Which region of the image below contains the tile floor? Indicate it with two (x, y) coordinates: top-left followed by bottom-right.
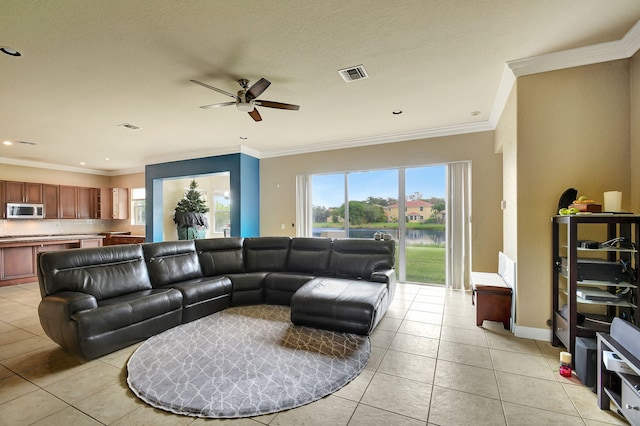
(0, 282), (629, 425)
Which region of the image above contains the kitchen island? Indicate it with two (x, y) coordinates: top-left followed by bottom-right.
(0, 234), (104, 286)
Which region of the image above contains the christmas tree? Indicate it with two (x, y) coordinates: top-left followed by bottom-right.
(174, 180), (209, 231)
(175, 180), (209, 214)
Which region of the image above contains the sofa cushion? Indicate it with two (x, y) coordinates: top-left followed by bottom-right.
(290, 277), (388, 335)
(244, 237), (291, 272)
(38, 245), (152, 301)
(286, 237), (332, 274)
(143, 241), (203, 287)
(329, 238), (395, 279)
(264, 272), (315, 305)
(162, 276), (232, 306)
(74, 288), (183, 337)
(195, 237), (244, 276)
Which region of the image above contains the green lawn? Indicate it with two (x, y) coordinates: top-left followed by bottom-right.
(400, 245), (446, 284)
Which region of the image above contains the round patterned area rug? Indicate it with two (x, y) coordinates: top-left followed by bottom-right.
(126, 304), (370, 418)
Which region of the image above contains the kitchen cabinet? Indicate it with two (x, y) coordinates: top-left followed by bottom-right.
(43, 184), (59, 219)
(552, 214), (640, 361)
(0, 246), (35, 282)
(58, 186), (77, 219)
(5, 181), (43, 203)
(0, 235), (104, 286)
(99, 188), (129, 219)
(77, 187), (96, 219)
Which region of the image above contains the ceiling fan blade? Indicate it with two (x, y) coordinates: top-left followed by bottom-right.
(248, 108), (262, 122)
(199, 101), (236, 109)
(245, 78), (271, 101)
(190, 79), (239, 101)
(254, 100), (300, 111)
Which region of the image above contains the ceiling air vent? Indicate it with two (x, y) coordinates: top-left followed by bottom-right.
(118, 123), (143, 131)
(338, 65), (369, 82)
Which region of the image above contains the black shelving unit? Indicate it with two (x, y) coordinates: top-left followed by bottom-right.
(552, 214), (640, 361)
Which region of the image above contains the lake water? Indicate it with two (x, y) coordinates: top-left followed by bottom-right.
(313, 228), (445, 246)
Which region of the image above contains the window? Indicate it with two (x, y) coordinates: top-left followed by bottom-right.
(214, 191), (231, 235)
(130, 188), (146, 225)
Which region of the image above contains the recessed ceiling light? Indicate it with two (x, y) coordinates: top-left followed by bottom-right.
(471, 111), (481, 116)
(0, 47), (21, 57)
(80, 162), (86, 166)
(105, 157), (110, 161)
(392, 110), (403, 115)
(3, 140), (12, 146)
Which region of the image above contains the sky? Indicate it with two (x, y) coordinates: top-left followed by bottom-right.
(312, 165), (445, 208)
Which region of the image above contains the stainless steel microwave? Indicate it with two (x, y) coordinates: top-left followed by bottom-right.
(6, 203), (45, 219)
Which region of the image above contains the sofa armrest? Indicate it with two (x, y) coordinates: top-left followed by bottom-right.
(38, 292), (98, 322)
(370, 269), (396, 303)
(370, 269), (395, 284)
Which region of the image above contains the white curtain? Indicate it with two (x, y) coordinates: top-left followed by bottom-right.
(446, 161), (472, 290)
(295, 174), (312, 237)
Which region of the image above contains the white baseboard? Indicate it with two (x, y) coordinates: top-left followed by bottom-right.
(513, 325), (552, 341)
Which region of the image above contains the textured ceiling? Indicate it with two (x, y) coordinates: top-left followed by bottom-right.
(1, 1), (640, 174)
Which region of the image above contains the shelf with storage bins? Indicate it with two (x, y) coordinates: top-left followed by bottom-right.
(552, 214), (640, 364)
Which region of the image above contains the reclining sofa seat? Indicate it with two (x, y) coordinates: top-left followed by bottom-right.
(290, 238), (396, 335)
(37, 245), (182, 359)
(142, 240), (232, 323)
(230, 236), (292, 305)
(263, 237), (333, 305)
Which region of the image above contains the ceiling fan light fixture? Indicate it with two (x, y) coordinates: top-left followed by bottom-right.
(236, 102), (254, 113)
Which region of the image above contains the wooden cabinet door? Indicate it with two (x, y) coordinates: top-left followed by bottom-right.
(99, 188), (112, 219)
(5, 181), (43, 203)
(25, 183), (43, 203)
(43, 184), (59, 219)
(77, 187), (94, 219)
(58, 186), (78, 219)
(0, 246), (36, 280)
(5, 181), (25, 203)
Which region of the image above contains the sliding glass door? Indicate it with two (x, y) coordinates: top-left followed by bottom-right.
(402, 166), (446, 284)
(310, 165), (445, 285)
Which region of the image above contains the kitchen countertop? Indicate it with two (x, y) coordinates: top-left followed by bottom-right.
(0, 234), (104, 243)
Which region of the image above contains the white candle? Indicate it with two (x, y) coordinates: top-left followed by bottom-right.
(560, 351), (572, 365)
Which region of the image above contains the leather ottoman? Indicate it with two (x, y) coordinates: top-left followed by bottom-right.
(290, 277), (388, 335)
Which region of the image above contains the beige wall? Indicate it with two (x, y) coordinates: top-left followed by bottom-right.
(631, 52), (640, 213)
(513, 60), (631, 331)
(0, 164), (111, 187)
(260, 132), (503, 272)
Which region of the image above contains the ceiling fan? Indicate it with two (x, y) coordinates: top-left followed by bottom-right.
(190, 78), (300, 122)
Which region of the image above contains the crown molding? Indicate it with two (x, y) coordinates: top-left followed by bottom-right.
(507, 20), (640, 77)
(259, 121), (494, 159)
(0, 156), (114, 176)
(143, 144), (261, 167)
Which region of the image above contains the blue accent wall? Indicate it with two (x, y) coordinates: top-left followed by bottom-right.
(145, 153), (260, 241)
